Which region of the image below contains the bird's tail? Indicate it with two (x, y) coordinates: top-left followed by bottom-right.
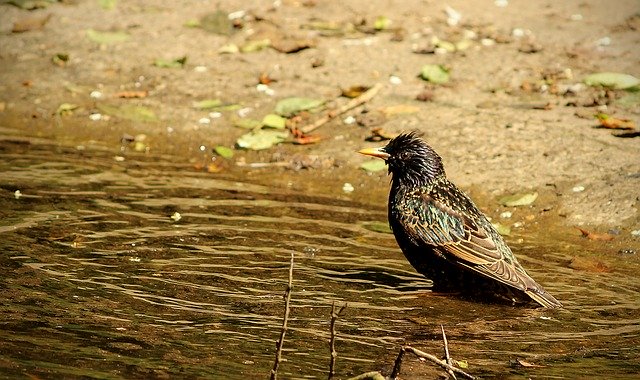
(526, 288), (563, 309)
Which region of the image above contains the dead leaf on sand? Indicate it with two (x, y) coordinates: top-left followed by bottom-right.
(595, 114), (636, 130)
(568, 256), (610, 273)
(575, 226), (615, 241)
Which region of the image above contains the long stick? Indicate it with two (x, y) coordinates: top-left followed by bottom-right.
(441, 325), (457, 380)
(328, 302), (347, 380)
(270, 253), (294, 380)
(301, 83), (383, 134)
(404, 346), (475, 380)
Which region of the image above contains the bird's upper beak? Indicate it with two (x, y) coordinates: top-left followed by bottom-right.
(358, 147), (390, 160)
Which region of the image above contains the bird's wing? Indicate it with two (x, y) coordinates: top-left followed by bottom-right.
(396, 192), (533, 291)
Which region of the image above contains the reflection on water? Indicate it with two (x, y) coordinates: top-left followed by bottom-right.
(1, 136), (639, 379)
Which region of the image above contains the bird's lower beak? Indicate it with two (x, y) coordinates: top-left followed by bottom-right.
(358, 147), (390, 160)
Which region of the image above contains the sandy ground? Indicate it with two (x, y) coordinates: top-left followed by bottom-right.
(0, 0), (638, 234)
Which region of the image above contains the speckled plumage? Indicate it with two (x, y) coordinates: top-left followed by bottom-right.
(360, 132), (562, 308)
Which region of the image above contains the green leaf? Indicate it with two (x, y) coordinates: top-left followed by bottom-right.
(240, 39), (271, 53)
(492, 222), (511, 236)
(374, 16), (391, 30)
(236, 130), (289, 150)
(56, 103), (78, 116)
(192, 99), (222, 109)
(584, 72), (640, 90)
(262, 113), (287, 129)
(86, 29), (130, 44)
(362, 221), (392, 234)
(499, 192), (538, 207)
(360, 160), (387, 172)
(99, 0), (117, 10)
(275, 97), (324, 117)
(420, 64), (450, 84)
(214, 146), (234, 159)
(97, 104), (157, 122)
(199, 10), (233, 36)
(232, 117), (262, 129)
(153, 56), (187, 68)
(456, 360), (469, 369)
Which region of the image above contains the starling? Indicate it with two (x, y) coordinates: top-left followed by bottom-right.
(359, 132), (562, 308)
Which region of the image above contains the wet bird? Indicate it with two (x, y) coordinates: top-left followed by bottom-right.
(359, 132), (562, 308)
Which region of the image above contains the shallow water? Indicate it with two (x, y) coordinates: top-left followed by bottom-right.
(1, 135), (639, 379)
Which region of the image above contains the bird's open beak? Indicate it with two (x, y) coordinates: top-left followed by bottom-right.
(358, 147), (390, 160)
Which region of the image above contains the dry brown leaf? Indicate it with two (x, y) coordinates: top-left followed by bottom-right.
(271, 37), (316, 53)
(575, 226), (615, 241)
(568, 257), (610, 273)
(292, 135), (324, 145)
(12, 14), (51, 33)
(341, 85), (370, 98)
(258, 72), (276, 85)
(596, 115), (636, 130)
(115, 91), (148, 99)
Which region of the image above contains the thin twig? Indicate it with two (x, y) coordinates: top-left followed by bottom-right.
(270, 253), (294, 380)
(390, 346), (406, 379)
(301, 83), (383, 134)
(441, 325), (457, 380)
(404, 346), (476, 380)
(328, 302), (347, 380)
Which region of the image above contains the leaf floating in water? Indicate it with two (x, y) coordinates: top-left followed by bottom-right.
(499, 192), (538, 207)
(275, 97), (324, 117)
(575, 226), (615, 241)
(360, 159), (387, 172)
(97, 104), (157, 122)
(420, 64), (450, 84)
(584, 72), (640, 90)
(214, 146), (234, 159)
(262, 114), (287, 129)
(154, 56), (187, 68)
(236, 130), (289, 150)
(362, 221), (392, 234)
(86, 29), (130, 44)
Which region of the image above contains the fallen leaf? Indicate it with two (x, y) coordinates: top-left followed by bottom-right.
(595, 114), (636, 130)
(271, 36), (316, 53)
(153, 56), (187, 68)
(360, 159), (387, 172)
(275, 97), (324, 117)
(56, 103), (78, 116)
(232, 117), (262, 129)
(259, 72), (276, 85)
(568, 256), (610, 273)
(99, 0), (117, 10)
(214, 146), (234, 159)
(199, 10), (233, 36)
(341, 85), (370, 98)
(373, 16), (392, 31)
(86, 29), (130, 44)
(236, 130), (289, 150)
(584, 72), (640, 90)
(575, 227), (615, 241)
(97, 104), (157, 122)
(381, 104), (420, 116)
(240, 39), (271, 53)
(262, 114), (287, 129)
(115, 91), (148, 99)
(456, 360), (469, 369)
(51, 53), (69, 67)
(12, 13), (51, 33)
(499, 192), (538, 207)
(192, 99), (222, 109)
(420, 64), (450, 84)
(362, 221), (392, 234)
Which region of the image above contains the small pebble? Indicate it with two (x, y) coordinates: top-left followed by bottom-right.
(193, 65), (208, 73)
(495, 0), (508, 7)
(342, 183), (355, 193)
(89, 90), (103, 99)
(171, 212), (182, 222)
(89, 113), (102, 121)
(389, 75), (402, 85)
(480, 38), (496, 46)
(208, 112), (222, 119)
(256, 84), (275, 96)
(114, 156), (125, 162)
(512, 28), (525, 38)
(14, 190), (22, 199)
(631, 230), (640, 237)
(570, 14), (583, 21)
(572, 185), (585, 192)
(596, 36), (611, 46)
(198, 117), (211, 124)
(343, 115), (356, 125)
(237, 107), (253, 117)
(500, 211), (512, 219)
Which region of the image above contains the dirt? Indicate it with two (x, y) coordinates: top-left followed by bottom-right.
(1, 1), (639, 236)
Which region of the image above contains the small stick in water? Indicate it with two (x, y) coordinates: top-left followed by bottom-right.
(328, 301), (347, 380)
(270, 253), (294, 380)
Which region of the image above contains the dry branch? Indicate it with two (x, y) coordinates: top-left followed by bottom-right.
(270, 253), (295, 380)
(300, 83), (383, 134)
(441, 325), (457, 380)
(328, 302), (347, 380)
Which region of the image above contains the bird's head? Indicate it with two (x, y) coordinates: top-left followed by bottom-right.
(358, 132), (445, 186)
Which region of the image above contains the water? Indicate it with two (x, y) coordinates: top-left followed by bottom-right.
(1, 134), (639, 379)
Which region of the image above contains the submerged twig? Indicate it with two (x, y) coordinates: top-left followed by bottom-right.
(301, 83), (383, 134)
(270, 253), (295, 380)
(390, 345), (475, 380)
(328, 301), (347, 380)
(441, 325), (457, 380)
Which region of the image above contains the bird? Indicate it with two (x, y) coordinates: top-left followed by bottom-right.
(358, 132), (562, 308)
